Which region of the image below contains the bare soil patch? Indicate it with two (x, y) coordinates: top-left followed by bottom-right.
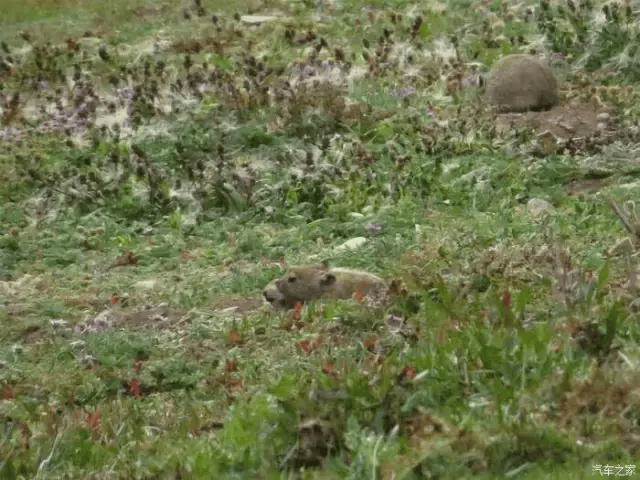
(211, 296), (265, 316)
(497, 102), (616, 151)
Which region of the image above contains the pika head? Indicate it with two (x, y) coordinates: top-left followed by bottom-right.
(275, 264), (338, 304)
(262, 278), (297, 310)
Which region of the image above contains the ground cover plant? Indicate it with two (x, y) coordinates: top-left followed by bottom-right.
(2, 0), (640, 478)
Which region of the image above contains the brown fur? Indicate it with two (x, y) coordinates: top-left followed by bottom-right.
(487, 54), (559, 113)
(263, 264), (387, 309)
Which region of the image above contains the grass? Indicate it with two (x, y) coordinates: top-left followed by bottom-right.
(2, 0), (640, 478)
(0, 0), (266, 45)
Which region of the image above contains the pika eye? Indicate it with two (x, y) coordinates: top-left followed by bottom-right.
(288, 276), (296, 283)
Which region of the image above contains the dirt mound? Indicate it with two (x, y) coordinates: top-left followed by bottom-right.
(496, 102), (616, 153)
(487, 54), (559, 112)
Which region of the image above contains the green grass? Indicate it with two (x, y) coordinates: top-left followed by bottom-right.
(2, 0), (640, 478)
(0, 0), (272, 43)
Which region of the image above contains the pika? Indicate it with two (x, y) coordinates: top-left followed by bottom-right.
(487, 54), (559, 113)
(263, 264), (388, 310)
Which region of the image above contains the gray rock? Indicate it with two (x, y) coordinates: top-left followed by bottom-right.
(527, 198), (554, 221)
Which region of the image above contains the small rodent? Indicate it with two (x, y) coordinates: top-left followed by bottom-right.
(487, 54), (559, 113)
(263, 264), (388, 310)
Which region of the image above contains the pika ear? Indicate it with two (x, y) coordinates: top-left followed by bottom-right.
(320, 272), (336, 286)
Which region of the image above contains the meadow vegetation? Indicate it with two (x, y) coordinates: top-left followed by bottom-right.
(2, 0), (640, 478)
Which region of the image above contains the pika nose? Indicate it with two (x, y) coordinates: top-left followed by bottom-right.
(264, 290), (280, 303)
